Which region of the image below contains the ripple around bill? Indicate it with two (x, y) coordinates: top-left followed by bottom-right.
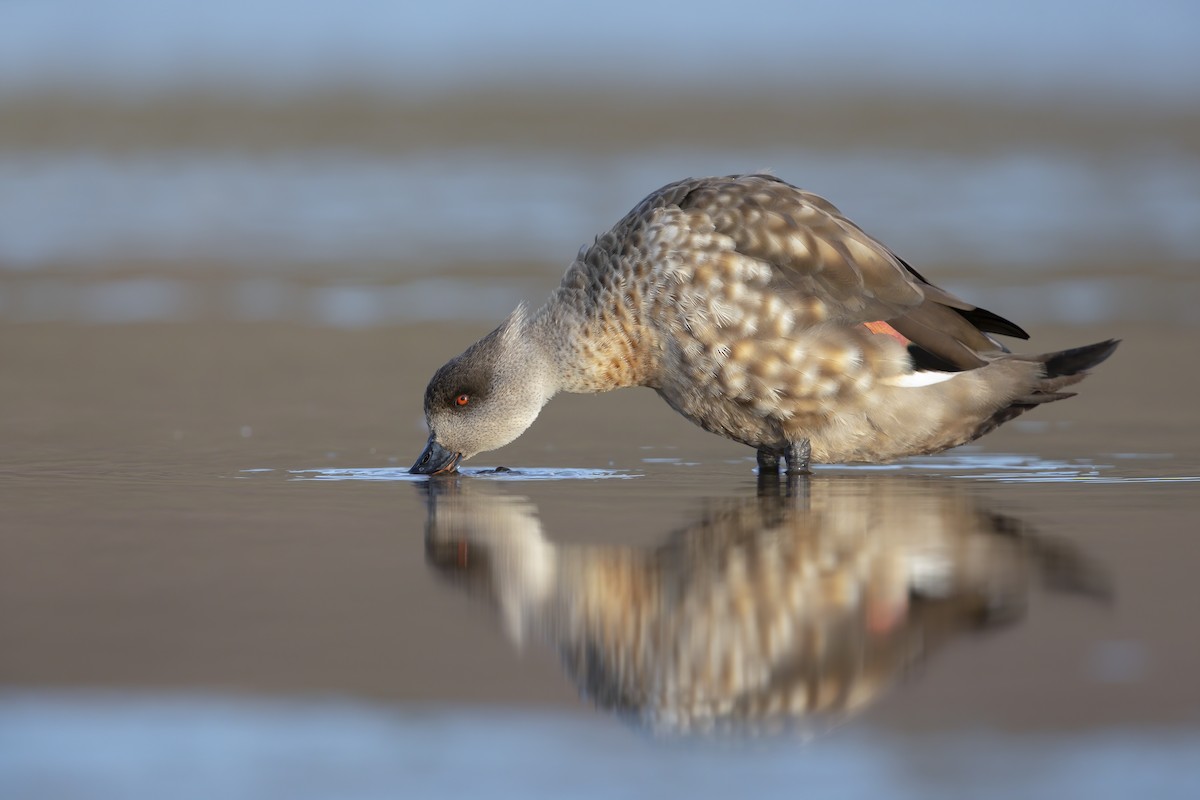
(241, 454), (1200, 484)
(242, 467), (640, 482)
(821, 451), (1200, 484)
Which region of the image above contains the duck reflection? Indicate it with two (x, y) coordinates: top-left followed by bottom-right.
(422, 477), (1107, 736)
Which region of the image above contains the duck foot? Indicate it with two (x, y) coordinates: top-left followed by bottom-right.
(784, 440), (812, 476)
(756, 449), (781, 474)
(757, 440), (811, 475)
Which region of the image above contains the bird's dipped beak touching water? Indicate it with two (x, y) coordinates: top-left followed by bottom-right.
(409, 308), (556, 476)
(410, 435), (462, 475)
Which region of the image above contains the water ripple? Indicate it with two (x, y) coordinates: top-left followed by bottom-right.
(822, 452), (1200, 484)
(244, 467), (640, 482)
(237, 453), (1200, 485)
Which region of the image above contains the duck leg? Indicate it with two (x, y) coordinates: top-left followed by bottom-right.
(756, 448), (781, 474)
(783, 439), (812, 475)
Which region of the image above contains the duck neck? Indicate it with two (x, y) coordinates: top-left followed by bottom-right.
(531, 288), (655, 395)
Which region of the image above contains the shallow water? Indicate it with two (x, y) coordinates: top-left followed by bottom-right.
(4, 148), (1198, 271)
(2, 322), (1199, 798)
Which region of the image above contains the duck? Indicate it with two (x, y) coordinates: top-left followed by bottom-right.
(410, 174), (1118, 475)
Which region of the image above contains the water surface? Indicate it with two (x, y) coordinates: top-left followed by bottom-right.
(2, 321), (1198, 798)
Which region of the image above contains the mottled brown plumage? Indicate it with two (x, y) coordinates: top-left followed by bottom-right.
(425, 478), (1108, 735)
(411, 174), (1118, 475)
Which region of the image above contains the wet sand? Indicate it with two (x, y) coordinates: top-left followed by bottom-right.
(4, 89), (1197, 156)
(2, 320), (1197, 735)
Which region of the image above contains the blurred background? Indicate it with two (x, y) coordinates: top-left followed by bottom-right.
(1, 0), (1197, 327)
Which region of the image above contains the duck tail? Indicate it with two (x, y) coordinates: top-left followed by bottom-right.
(1041, 339), (1122, 379)
(970, 339), (1121, 440)
(1013, 338), (1121, 401)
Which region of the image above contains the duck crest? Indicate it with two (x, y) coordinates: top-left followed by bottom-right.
(498, 302), (529, 350)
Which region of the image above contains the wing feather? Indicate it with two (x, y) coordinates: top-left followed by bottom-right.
(658, 174), (1027, 370)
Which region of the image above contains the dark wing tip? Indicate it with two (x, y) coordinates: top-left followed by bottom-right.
(954, 305), (1031, 340)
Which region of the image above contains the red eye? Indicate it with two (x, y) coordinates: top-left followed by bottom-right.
(455, 394), (470, 407)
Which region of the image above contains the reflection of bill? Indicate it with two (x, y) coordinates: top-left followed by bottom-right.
(423, 478), (1108, 736)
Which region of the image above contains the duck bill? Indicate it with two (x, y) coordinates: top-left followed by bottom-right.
(409, 437), (463, 475)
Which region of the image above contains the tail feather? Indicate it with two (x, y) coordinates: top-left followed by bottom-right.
(1042, 339), (1121, 378)
(1025, 338), (1122, 395)
(1009, 390), (1076, 406)
(969, 339), (1120, 442)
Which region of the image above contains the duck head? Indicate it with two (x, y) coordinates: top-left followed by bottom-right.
(410, 307), (554, 475)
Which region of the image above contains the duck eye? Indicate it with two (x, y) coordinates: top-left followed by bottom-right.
(454, 393), (470, 407)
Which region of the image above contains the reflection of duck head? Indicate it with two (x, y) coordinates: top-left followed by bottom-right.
(423, 477), (1108, 736)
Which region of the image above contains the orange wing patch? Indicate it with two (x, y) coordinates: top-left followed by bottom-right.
(863, 320), (911, 345)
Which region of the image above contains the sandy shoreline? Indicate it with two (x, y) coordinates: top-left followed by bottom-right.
(3, 88), (1196, 155)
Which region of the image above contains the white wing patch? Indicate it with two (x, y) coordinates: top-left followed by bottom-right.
(883, 370), (959, 388)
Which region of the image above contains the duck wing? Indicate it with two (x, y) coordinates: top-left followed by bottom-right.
(666, 174), (1028, 370)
